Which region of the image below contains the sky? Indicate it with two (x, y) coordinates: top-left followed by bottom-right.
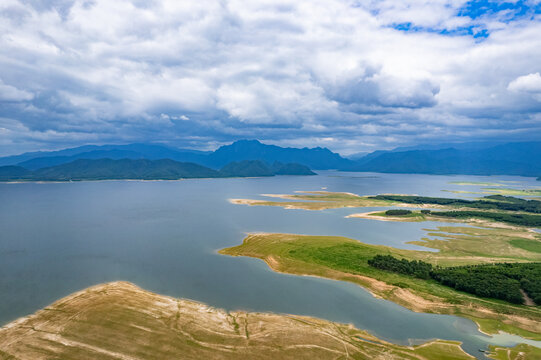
(1, 0), (541, 156)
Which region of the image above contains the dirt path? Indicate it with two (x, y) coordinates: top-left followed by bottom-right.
(521, 289), (537, 306)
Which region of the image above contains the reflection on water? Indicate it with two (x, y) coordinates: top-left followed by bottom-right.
(1, 171), (539, 358)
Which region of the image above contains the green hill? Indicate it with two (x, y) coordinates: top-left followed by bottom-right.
(0, 158), (315, 181)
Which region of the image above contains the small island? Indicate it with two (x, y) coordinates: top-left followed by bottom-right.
(232, 192), (541, 227)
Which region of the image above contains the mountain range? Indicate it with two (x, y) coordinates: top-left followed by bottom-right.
(347, 142), (541, 176)
(0, 140), (349, 171)
(0, 159), (315, 182)
(0, 139), (540, 178)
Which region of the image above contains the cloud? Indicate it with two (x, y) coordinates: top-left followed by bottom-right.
(0, 0), (540, 156)
(508, 72), (541, 93)
(325, 71), (440, 109)
(0, 80), (34, 101)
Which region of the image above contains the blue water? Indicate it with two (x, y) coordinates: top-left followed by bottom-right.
(1, 171), (539, 357)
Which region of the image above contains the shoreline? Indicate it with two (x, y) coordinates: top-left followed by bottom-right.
(0, 281), (477, 360)
(219, 233), (541, 341)
(0, 175), (288, 184)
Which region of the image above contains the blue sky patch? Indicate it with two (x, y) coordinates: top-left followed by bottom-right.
(458, 0), (541, 21)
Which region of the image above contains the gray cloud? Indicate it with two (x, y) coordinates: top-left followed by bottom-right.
(0, 0), (540, 156)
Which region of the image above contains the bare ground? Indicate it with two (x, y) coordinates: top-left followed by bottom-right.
(0, 282), (475, 360)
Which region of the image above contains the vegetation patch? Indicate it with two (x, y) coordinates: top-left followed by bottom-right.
(510, 239), (541, 254)
(483, 188), (541, 198)
(370, 195), (541, 214)
(368, 255), (433, 279)
(385, 209), (413, 216)
(488, 343), (541, 360)
(428, 210), (541, 227)
(368, 255), (541, 305)
(220, 233), (541, 338)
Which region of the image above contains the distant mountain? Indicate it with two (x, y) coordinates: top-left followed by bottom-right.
(203, 140), (352, 169)
(220, 160), (275, 177)
(348, 142), (541, 176)
(3, 140), (539, 177)
(1, 143), (209, 169)
(0, 166), (31, 181)
(0, 158), (315, 181)
(347, 141), (507, 162)
(219, 160), (315, 177)
(345, 152), (370, 160)
(22, 159), (220, 181)
(3, 140), (349, 171)
(271, 161), (316, 175)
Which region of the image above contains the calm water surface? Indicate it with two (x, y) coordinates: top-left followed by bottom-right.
(1, 171), (540, 357)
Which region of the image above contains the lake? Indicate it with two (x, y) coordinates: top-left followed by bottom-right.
(1, 171), (539, 357)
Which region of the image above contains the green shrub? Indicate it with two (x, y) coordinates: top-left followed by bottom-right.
(385, 209), (412, 216)
(368, 255), (541, 305)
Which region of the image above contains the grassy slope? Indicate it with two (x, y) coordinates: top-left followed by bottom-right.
(220, 233), (541, 340)
(0, 282), (474, 360)
(488, 343), (541, 360)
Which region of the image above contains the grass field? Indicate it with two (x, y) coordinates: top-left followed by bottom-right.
(483, 188), (541, 197)
(444, 182), (541, 198)
(226, 190), (541, 343)
(488, 343), (541, 360)
(509, 239), (541, 253)
(220, 233), (541, 339)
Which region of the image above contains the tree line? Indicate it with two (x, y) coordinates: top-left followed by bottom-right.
(370, 195), (541, 214)
(428, 210), (541, 227)
(381, 208), (541, 227)
(385, 210), (412, 216)
(368, 255), (540, 305)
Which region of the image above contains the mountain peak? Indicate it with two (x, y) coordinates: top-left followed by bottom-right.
(231, 139), (263, 145)
(225, 139), (266, 149)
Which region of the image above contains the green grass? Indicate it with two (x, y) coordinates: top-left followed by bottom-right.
(473, 317), (541, 340)
(488, 343), (541, 359)
(365, 208), (541, 227)
(483, 188), (541, 197)
(443, 186), (541, 199)
(510, 239), (541, 254)
(221, 233), (541, 339)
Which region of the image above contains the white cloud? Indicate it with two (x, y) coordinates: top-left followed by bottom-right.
(508, 73), (541, 93)
(0, 0), (540, 155)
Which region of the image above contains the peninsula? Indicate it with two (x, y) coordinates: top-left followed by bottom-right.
(225, 191), (541, 340)
(0, 282), (481, 360)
